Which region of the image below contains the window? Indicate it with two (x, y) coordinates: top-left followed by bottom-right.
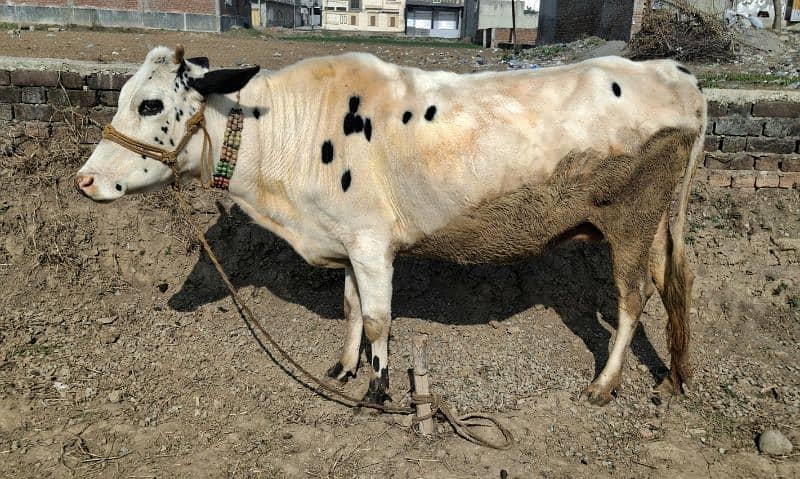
(389, 15), (396, 27)
(340, 14), (348, 23)
(370, 15), (376, 26)
(350, 15), (357, 25)
(350, 0), (361, 10)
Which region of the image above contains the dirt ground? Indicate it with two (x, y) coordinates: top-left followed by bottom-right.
(1, 26), (799, 479)
(0, 25), (798, 88)
(0, 27), (499, 74)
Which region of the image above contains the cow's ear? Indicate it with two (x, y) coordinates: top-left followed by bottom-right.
(187, 56), (210, 69)
(187, 66), (260, 97)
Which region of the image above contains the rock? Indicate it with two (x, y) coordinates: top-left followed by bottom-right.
(100, 330), (119, 344)
(107, 390), (123, 403)
(96, 316), (116, 325)
(758, 429), (793, 455)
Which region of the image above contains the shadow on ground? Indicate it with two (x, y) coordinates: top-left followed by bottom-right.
(169, 203), (669, 382)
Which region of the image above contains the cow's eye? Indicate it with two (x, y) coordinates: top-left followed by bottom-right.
(138, 99), (164, 116)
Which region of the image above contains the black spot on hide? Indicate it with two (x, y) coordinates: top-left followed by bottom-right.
(321, 140), (334, 164)
(341, 170), (351, 192)
(372, 356), (380, 372)
(677, 65), (692, 75)
(364, 118), (372, 141)
(343, 113), (355, 135)
(425, 106), (437, 121)
(349, 96), (360, 113)
(402, 111), (412, 124)
(612, 82), (621, 97)
(253, 108), (261, 119)
(161, 126), (168, 133)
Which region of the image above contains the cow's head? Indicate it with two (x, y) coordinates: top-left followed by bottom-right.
(75, 45), (259, 202)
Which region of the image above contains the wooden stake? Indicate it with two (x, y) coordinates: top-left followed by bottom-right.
(411, 334), (434, 436)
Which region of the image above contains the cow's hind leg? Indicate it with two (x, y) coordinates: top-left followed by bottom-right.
(349, 242), (395, 405)
(326, 265), (362, 382)
(581, 239), (650, 406)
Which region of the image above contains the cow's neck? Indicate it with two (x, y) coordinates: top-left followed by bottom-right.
(179, 75), (313, 246)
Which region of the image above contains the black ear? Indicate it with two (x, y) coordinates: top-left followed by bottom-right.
(187, 56), (210, 69)
(187, 66), (260, 97)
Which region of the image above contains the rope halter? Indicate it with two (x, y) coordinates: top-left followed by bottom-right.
(101, 105), (214, 189)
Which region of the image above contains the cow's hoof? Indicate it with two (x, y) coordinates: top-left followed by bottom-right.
(326, 361), (356, 383)
(580, 382), (615, 406)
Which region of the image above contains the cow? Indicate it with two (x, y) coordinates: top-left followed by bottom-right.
(76, 45), (706, 407)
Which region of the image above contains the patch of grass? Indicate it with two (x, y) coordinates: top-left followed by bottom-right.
(788, 296), (799, 309)
(279, 33), (480, 49)
(772, 281), (789, 296)
(698, 72), (796, 89)
(529, 44), (568, 60)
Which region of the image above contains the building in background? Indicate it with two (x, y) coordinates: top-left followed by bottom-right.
(251, 0), (321, 28)
(322, 0), (405, 32)
(405, 0), (464, 39)
(470, 0), (538, 47)
(0, 0), (250, 32)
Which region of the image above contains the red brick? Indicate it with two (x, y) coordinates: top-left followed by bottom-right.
(58, 72), (84, 89)
(10, 70), (60, 87)
(0, 103), (12, 121)
(13, 104), (60, 121)
(781, 157), (800, 172)
(731, 173), (755, 188)
(0, 70), (9, 86)
(755, 172), (780, 188)
(48, 89), (98, 107)
(21, 87), (46, 104)
(86, 73), (132, 90)
(721, 136), (746, 153)
(707, 170), (731, 187)
(99, 91), (119, 107)
(0, 86), (21, 103)
(754, 155), (781, 171)
(704, 135), (720, 152)
(746, 137), (796, 154)
(752, 101), (800, 118)
(779, 173), (800, 189)
(714, 117), (763, 136)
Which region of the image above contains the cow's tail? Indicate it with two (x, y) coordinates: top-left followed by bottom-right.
(662, 100), (706, 393)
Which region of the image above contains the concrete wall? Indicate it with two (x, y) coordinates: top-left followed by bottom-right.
(0, 57), (798, 191)
(537, 0), (633, 44)
(477, 0), (537, 29)
(0, 0), (250, 32)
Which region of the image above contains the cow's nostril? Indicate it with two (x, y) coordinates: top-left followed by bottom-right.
(76, 175), (94, 189)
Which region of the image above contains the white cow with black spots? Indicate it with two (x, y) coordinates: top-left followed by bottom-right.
(77, 46), (706, 406)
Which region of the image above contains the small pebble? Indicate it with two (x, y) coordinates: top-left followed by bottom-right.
(107, 390), (123, 403)
(758, 429), (793, 455)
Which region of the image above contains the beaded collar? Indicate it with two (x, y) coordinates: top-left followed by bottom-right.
(212, 107), (243, 189)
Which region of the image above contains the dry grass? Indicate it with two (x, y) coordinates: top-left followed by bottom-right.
(629, 0), (735, 62)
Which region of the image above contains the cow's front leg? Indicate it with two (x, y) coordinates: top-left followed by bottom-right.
(327, 265), (362, 382)
(349, 243), (394, 405)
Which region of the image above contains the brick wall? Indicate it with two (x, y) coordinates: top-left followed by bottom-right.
(6, 0), (214, 14)
(490, 28), (537, 46)
(0, 58), (798, 191)
(703, 90), (800, 190)
(537, 0), (634, 44)
(1, 1), (249, 32)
